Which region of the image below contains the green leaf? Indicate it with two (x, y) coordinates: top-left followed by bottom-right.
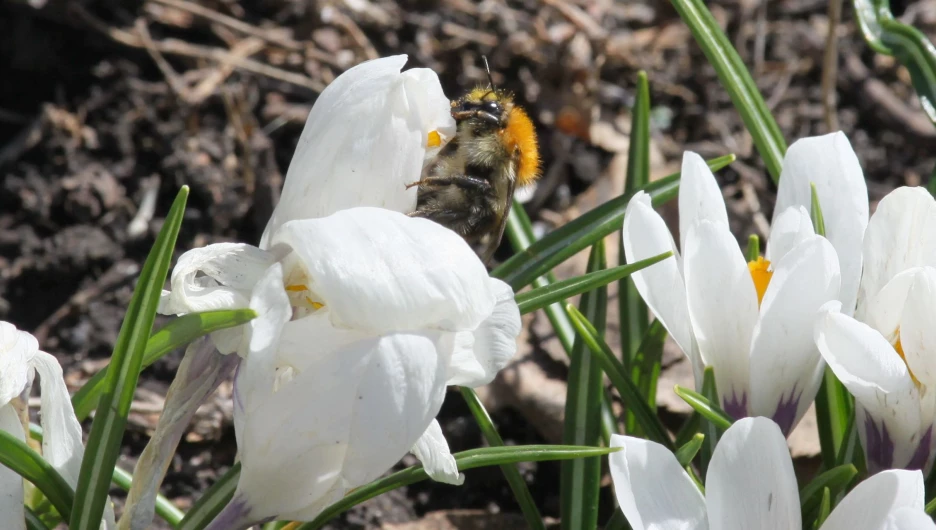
(493, 155), (735, 290)
(853, 0), (936, 124)
(746, 234), (761, 262)
(177, 463), (240, 530)
(565, 304), (673, 450)
(675, 433), (705, 468)
(25, 506), (49, 530)
(299, 445), (618, 530)
(696, 367), (721, 473)
(70, 187), (189, 530)
(673, 385), (733, 431)
(504, 202), (618, 444)
(620, 71), (653, 438)
(561, 242), (607, 530)
(0, 430), (74, 520)
(810, 183), (827, 237)
(459, 387), (545, 530)
(516, 252), (672, 315)
(814, 366), (854, 470)
(814, 487), (832, 529)
(625, 320), (667, 436)
(800, 464), (857, 522)
(926, 494), (936, 515)
(669, 0), (786, 180)
(29, 423), (185, 526)
(72, 309), (256, 421)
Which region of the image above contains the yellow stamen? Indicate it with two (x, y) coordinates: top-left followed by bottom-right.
(894, 334), (922, 388)
(747, 256), (773, 307)
(427, 130), (441, 148)
(304, 297), (324, 310)
(285, 284), (309, 292)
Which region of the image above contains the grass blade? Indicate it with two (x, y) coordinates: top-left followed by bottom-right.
(72, 309), (256, 421)
(565, 304), (673, 450)
(299, 445), (618, 530)
(800, 464), (857, 522)
(459, 387), (545, 530)
(625, 321), (667, 435)
(25, 506), (49, 530)
(504, 203), (617, 443)
(675, 433), (705, 468)
(70, 187), (189, 530)
(853, 0), (936, 124)
(620, 71), (652, 366)
(673, 385), (733, 431)
(560, 242), (607, 530)
(0, 430), (74, 520)
(516, 252), (671, 315)
(669, 0), (786, 180)
(493, 155), (735, 289)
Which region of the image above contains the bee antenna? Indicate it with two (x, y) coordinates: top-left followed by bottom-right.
(481, 55), (496, 91)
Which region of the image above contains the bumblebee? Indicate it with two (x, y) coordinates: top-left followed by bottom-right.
(408, 64), (540, 262)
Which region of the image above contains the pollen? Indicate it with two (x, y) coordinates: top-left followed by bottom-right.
(427, 130), (441, 148)
(893, 334), (922, 388)
(285, 284), (309, 292)
(503, 106), (540, 186)
(747, 256), (773, 307)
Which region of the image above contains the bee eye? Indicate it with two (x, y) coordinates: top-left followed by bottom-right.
(483, 101), (500, 114)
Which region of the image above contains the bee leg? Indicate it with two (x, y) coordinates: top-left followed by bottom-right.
(405, 176), (491, 190)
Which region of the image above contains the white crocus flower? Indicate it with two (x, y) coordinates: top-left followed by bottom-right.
(772, 132), (869, 315)
(192, 207), (519, 529)
(815, 187), (936, 473)
(609, 416), (934, 530)
(0, 322), (115, 529)
(623, 145), (843, 434)
(120, 55), (495, 530)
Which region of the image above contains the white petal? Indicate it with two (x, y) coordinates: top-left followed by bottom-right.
(234, 330), (451, 520)
(684, 220), (758, 413)
(622, 192), (696, 369)
(863, 268), (919, 342)
(608, 434), (708, 530)
(0, 404), (26, 530)
(706, 417), (801, 530)
(765, 206), (814, 264)
(678, 151), (729, 253)
(857, 187), (936, 321)
(446, 279), (520, 387)
(885, 508), (936, 530)
(814, 308), (922, 456)
(411, 419), (464, 485)
(260, 55), (455, 247)
(30, 350), (84, 487)
(774, 132), (868, 316)
(750, 235), (840, 432)
(0, 322), (33, 407)
(823, 469), (925, 530)
(271, 208), (496, 333)
(158, 243), (276, 315)
(232, 263), (291, 448)
(341, 331), (453, 486)
(896, 267), (936, 387)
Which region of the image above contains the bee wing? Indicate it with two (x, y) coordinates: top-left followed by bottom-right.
(479, 177), (517, 264)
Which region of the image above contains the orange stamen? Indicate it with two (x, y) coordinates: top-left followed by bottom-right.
(747, 256), (773, 307)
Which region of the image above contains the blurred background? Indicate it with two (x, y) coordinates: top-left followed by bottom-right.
(0, 0), (934, 527)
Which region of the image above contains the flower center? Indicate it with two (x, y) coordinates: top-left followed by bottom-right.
(747, 256), (773, 307)
(893, 331), (922, 389)
(427, 130), (442, 148)
(285, 284), (324, 310)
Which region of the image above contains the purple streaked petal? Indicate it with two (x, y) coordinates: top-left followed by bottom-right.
(865, 414), (896, 473)
(906, 426), (934, 472)
(770, 388), (801, 436)
(722, 390), (748, 420)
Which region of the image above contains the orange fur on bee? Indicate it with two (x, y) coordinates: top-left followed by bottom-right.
(502, 106), (540, 186)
